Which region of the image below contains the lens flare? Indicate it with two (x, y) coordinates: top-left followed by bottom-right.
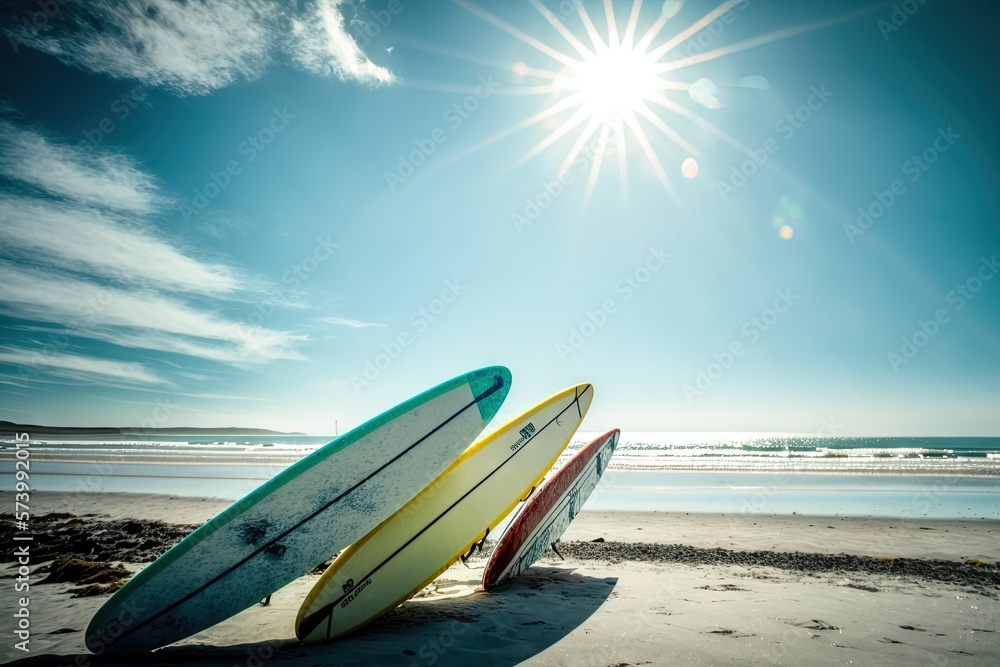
(662, 0), (685, 21)
(681, 157), (699, 179)
(737, 75), (770, 90)
(689, 77), (720, 109)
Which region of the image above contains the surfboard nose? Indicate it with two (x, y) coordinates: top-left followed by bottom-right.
(573, 383), (594, 419)
(468, 366), (512, 424)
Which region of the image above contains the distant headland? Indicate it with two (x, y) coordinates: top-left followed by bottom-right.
(0, 421), (306, 437)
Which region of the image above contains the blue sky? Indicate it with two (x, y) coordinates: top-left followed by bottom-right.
(1, 0), (997, 436)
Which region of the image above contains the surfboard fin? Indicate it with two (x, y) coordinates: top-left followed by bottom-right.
(551, 541), (564, 560)
(460, 527), (491, 565)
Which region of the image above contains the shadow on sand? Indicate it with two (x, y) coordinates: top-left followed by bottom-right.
(10, 567), (616, 667)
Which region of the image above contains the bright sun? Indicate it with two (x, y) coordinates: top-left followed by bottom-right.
(560, 45), (661, 121)
(454, 0), (726, 198)
(456, 0), (861, 201)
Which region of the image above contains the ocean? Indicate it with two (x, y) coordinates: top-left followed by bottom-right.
(3, 432), (998, 520)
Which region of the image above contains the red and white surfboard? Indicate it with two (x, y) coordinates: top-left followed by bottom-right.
(482, 428), (619, 589)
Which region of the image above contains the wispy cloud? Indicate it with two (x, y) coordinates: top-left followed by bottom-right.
(100, 330), (305, 366)
(2, 1), (277, 96)
(290, 0), (396, 86)
(0, 120), (164, 214)
(185, 213), (252, 241)
(0, 262), (304, 365)
(0, 112), (312, 382)
(0, 346), (168, 386)
(0, 122), (247, 296)
(1, 0), (394, 95)
(318, 315), (387, 329)
(0, 195), (242, 295)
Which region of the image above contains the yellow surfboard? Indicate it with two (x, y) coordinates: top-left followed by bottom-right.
(296, 383), (594, 642)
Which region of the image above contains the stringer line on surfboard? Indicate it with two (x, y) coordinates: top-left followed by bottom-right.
(111, 374), (507, 645)
(298, 385), (592, 639)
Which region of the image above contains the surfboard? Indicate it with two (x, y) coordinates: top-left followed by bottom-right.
(482, 428), (618, 590)
(85, 367), (512, 654)
(296, 383), (594, 643)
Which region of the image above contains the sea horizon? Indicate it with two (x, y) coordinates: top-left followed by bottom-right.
(4, 432), (998, 521)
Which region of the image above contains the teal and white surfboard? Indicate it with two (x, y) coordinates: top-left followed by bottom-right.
(85, 367), (511, 654)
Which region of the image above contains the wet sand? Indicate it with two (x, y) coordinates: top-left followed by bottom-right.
(1, 492), (998, 665)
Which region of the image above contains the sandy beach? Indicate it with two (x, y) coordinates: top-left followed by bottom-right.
(2, 492), (998, 666)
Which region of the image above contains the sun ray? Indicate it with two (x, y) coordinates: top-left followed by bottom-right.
(651, 95), (828, 199)
(653, 79), (694, 93)
(633, 102), (699, 157)
(647, 0), (745, 61)
(645, 92), (821, 199)
(434, 0), (885, 206)
(529, 0), (595, 61)
(648, 93), (748, 154)
(486, 83), (562, 96)
(575, 2), (607, 54)
(634, 13), (668, 52)
(430, 94), (584, 174)
(392, 35), (520, 73)
(650, 95), (749, 146)
(621, 0), (643, 49)
(393, 35), (570, 83)
(515, 66), (564, 81)
(615, 118), (629, 201)
(624, 113), (673, 193)
(454, 0), (580, 67)
(584, 129), (610, 203)
(604, 0), (620, 50)
(398, 80), (551, 95)
(557, 115), (605, 177)
(656, 4), (890, 73)
(514, 103), (594, 168)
